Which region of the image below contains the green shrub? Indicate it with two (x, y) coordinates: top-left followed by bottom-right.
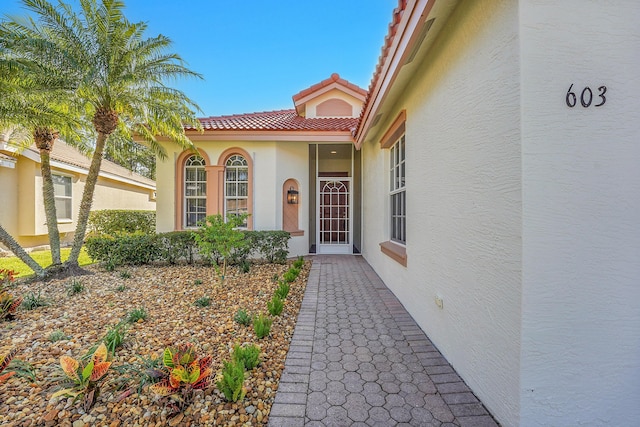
(125, 307), (148, 323)
(233, 308), (251, 326)
(194, 214), (249, 284)
(119, 270), (131, 279)
(240, 259), (251, 273)
(282, 269), (298, 283)
(275, 281), (290, 300)
(85, 233), (161, 267)
(267, 295), (284, 316)
(216, 359), (246, 402)
(253, 313), (273, 339)
(195, 296), (212, 308)
(252, 231), (290, 263)
(232, 344), (261, 370)
(21, 291), (49, 310)
(293, 257), (304, 269)
(193, 279), (203, 286)
(88, 210), (155, 235)
(66, 279), (84, 296)
(115, 284), (127, 292)
(48, 330), (71, 342)
(103, 321), (128, 354)
(157, 231), (199, 264)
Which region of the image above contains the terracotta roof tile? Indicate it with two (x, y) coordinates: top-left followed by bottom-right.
(188, 109), (359, 133)
(292, 73), (368, 102)
(355, 0), (407, 139)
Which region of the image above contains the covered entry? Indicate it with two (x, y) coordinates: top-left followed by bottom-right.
(309, 143), (361, 254)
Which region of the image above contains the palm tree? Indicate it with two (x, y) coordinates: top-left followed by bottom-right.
(0, 43), (83, 276)
(1, 0), (202, 271)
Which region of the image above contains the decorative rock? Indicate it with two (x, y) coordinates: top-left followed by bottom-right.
(1, 262), (309, 427)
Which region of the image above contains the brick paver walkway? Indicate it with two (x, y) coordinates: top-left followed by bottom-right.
(269, 255), (498, 427)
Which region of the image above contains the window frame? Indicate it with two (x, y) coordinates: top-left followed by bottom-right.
(378, 110), (407, 266)
(224, 154), (249, 228)
(52, 173), (72, 222)
(183, 154), (207, 228)
(389, 135), (406, 245)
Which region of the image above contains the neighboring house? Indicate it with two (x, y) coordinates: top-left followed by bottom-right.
(0, 139), (156, 249)
(157, 1), (639, 426)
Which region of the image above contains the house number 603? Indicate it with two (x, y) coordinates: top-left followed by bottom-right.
(566, 84), (606, 108)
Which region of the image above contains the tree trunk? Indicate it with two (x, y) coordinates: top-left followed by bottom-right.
(68, 132), (108, 265)
(40, 150), (61, 265)
(0, 224), (46, 278)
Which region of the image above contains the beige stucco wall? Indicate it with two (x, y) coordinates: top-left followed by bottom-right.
(519, 1), (640, 425)
(304, 88), (363, 118)
(157, 140), (311, 257)
(0, 164), (19, 239)
(361, 1), (522, 425)
(1, 155), (155, 249)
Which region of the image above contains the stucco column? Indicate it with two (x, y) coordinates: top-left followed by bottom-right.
(205, 165), (225, 216)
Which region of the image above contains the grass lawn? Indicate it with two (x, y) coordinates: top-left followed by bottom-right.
(0, 247), (93, 277)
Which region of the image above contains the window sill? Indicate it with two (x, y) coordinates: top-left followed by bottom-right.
(289, 230), (304, 237)
(379, 241), (407, 267)
(57, 219), (73, 224)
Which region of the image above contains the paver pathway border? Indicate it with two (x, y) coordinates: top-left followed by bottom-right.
(269, 255), (499, 426)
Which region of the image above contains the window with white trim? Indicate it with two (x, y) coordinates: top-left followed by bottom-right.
(53, 174), (72, 221)
(184, 155), (206, 227)
(225, 154), (248, 227)
(390, 135), (406, 244)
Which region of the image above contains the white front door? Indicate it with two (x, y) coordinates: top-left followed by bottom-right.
(317, 178), (352, 254)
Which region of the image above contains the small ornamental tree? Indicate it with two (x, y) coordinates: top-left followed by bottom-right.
(194, 214), (248, 285)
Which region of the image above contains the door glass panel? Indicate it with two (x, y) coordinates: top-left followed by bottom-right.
(319, 180), (350, 245)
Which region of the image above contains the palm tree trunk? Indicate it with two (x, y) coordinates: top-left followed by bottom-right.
(40, 150), (61, 265)
(68, 132), (108, 265)
(0, 224), (46, 278)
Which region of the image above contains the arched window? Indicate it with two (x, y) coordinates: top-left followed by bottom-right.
(225, 154), (248, 227)
(184, 155), (206, 227)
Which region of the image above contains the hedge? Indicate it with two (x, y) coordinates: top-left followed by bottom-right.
(88, 210), (156, 236)
(85, 230), (290, 267)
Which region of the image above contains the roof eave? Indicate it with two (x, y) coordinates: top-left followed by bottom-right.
(355, 0), (437, 149)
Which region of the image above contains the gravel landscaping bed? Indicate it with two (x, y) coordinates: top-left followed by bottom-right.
(0, 260), (310, 426)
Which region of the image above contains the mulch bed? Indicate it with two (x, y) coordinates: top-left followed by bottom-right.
(0, 260), (310, 426)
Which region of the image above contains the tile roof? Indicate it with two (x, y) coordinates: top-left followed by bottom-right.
(292, 73), (368, 102)
(190, 109), (359, 133)
(27, 140), (156, 187)
(355, 0), (407, 139)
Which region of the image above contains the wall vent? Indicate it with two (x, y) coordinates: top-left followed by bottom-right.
(371, 113), (383, 128)
(405, 18), (435, 65)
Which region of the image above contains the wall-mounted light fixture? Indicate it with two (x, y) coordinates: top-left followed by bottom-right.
(287, 187), (299, 204)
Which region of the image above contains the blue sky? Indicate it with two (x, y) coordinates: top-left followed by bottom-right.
(2, 0), (395, 116)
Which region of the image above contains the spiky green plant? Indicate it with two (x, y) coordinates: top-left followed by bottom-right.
(125, 307), (148, 323)
(267, 295), (284, 316)
(66, 279), (84, 296)
(232, 344), (261, 370)
(102, 321), (128, 354)
(194, 296), (211, 308)
(253, 313), (273, 339)
(21, 291), (49, 310)
(233, 308), (251, 326)
(216, 359), (246, 402)
(275, 281), (290, 300)
(49, 330), (71, 342)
